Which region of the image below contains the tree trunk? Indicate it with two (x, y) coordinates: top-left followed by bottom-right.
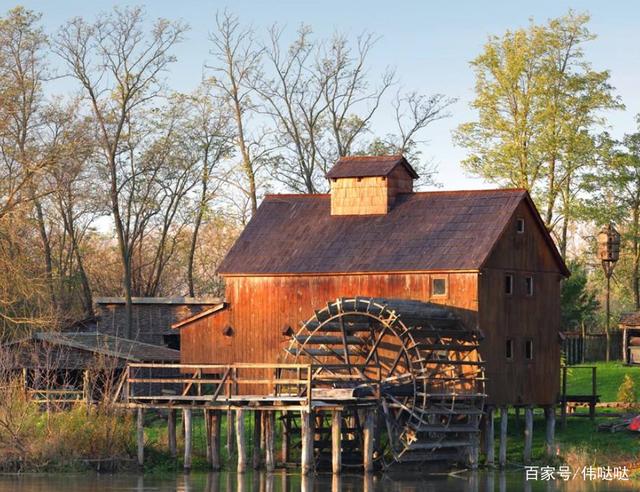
(33, 196), (56, 311)
(187, 167), (208, 297)
(633, 205), (640, 309)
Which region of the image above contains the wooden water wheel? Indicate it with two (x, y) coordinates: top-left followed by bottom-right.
(284, 297), (486, 467)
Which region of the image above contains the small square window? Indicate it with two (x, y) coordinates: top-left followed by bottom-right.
(505, 274), (514, 295)
(525, 340), (533, 360)
(516, 218), (525, 233)
(506, 339), (513, 360)
(525, 276), (534, 296)
(432, 278), (447, 296)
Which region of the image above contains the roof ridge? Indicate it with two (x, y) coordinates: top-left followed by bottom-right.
(263, 188), (527, 201)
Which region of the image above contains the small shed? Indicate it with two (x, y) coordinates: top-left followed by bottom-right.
(619, 313), (640, 364)
(3, 332), (179, 402)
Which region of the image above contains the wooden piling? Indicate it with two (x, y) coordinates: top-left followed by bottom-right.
(265, 411), (275, 472)
(300, 410), (314, 475)
(211, 411), (222, 471)
(236, 409), (246, 473)
(168, 409), (177, 459)
(484, 406), (495, 466)
(363, 409), (375, 473)
(136, 408), (144, 468)
(253, 411), (262, 469)
(281, 411), (290, 464)
(331, 409), (342, 474)
(499, 406), (508, 468)
(183, 408), (193, 472)
(204, 409), (212, 464)
(226, 409), (236, 456)
(545, 405), (555, 458)
(523, 406), (533, 465)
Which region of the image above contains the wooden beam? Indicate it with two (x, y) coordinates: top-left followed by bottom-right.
(523, 406), (533, 465)
(236, 409), (246, 473)
(484, 406), (494, 466)
(136, 408), (144, 468)
(226, 409), (236, 457)
(265, 411), (275, 472)
(331, 410), (342, 474)
(253, 411), (262, 469)
(545, 405), (555, 459)
(623, 327), (628, 364)
(211, 411), (221, 471)
(183, 408), (193, 472)
(499, 406), (508, 468)
(363, 409), (375, 473)
(300, 410), (314, 475)
(168, 409), (177, 459)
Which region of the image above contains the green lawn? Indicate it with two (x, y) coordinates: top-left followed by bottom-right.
(564, 361), (640, 402)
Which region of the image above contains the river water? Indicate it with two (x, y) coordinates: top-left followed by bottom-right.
(0, 471), (636, 492)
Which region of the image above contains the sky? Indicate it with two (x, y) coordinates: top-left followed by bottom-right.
(6, 0), (640, 190)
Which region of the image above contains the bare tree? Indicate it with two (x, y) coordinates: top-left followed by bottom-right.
(55, 7), (187, 337)
(209, 11), (268, 215)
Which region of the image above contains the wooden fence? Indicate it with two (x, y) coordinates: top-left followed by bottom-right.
(562, 332), (622, 365)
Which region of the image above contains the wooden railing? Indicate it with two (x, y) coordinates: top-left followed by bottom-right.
(27, 388), (85, 404)
(117, 363), (313, 411)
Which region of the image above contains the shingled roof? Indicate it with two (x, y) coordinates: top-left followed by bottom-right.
(326, 155), (419, 179)
(217, 189), (567, 275)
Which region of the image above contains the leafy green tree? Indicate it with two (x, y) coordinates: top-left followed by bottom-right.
(454, 11), (621, 257)
(561, 260), (599, 331)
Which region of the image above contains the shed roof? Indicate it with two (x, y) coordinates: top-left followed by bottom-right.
(217, 189), (569, 276)
(8, 332), (180, 362)
(326, 155), (419, 179)
(619, 312), (640, 327)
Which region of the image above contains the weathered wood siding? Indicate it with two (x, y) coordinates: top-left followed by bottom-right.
(180, 272), (479, 366)
(479, 200), (563, 406)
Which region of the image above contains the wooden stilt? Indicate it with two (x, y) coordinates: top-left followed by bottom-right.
(281, 411), (290, 464)
(331, 410), (342, 474)
(468, 432), (479, 470)
(545, 405), (555, 458)
(236, 409), (246, 473)
(499, 406), (508, 468)
(136, 407), (144, 468)
(514, 406), (520, 429)
(211, 411), (221, 471)
(363, 409), (374, 473)
(253, 410), (262, 469)
(183, 408), (192, 472)
(227, 409), (236, 456)
(204, 409), (212, 464)
(168, 409), (177, 459)
(265, 411), (275, 472)
(523, 406), (533, 465)
(484, 406), (495, 466)
(300, 410), (314, 475)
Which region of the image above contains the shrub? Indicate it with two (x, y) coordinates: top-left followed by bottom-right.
(617, 374), (638, 405)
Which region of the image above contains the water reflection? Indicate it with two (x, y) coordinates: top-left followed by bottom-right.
(0, 470), (636, 491)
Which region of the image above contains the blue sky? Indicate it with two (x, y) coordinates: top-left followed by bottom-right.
(7, 0), (640, 189)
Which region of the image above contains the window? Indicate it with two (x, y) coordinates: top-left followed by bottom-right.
(525, 339), (533, 360)
(432, 277), (447, 296)
(506, 339), (514, 360)
(525, 276), (534, 296)
(516, 218), (525, 233)
(505, 274), (514, 295)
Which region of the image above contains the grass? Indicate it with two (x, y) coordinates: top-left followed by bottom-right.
(564, 361), (640, 402)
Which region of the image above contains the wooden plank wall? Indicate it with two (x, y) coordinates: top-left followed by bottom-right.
(479, 200), (563, 406)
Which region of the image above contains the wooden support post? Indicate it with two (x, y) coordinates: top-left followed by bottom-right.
(590, 366), (597, 421)
(331, 410), (342, 474)
(265, 411), (275, 472)
(136, 407), (144, 468)
(523, 406), (533, 465)
(561, 366), (568, 429)
(204, 409), (212, 465)
(363, 409), (375, 473)
(236, 409), (246, 473)
(168, 409), (177, 459)
(544, 405), (555, 459)
(300, 410), (314, 475)
(183, 408), (193, 472)
(281, 411), (290, 464)
(499, 406), (508, 468)
(227, 409), (236, 456)
(211, 411), (222, 471)
(623, 327), (628, 364)
(514, 406), (520, 429)
(253, 411), (262, 469)
(484, 406), (495, 466)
